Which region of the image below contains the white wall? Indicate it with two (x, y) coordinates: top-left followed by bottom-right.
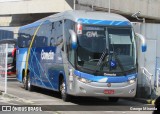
(78, 0), (160, 20)
(143, 23), (160, 58)
(132, 22), (160, 97)
(0, 0), (72, 15)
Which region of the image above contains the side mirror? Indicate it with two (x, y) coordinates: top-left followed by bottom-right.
(135, 33), (147, 52)
(69, 30), (77, 49)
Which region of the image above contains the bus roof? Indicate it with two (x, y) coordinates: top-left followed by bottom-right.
(20, 10), (131, 30)
(63, 10), (130, 22)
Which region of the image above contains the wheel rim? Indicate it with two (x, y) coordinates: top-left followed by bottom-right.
(23, 77), (26, 88)
(28, 77), (30, 89)
(61, 82), (66, 96)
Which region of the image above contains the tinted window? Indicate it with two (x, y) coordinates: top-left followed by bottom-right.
(50, 21), (63, 47)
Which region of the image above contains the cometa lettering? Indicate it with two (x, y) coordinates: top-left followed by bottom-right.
(41, 49), (54, 60)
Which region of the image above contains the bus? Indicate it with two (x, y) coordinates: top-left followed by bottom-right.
(0, 39), (17, 76)
(16, 10), (146, 102)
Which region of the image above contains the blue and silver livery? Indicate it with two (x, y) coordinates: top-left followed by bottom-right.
(16, 10), (146, 102)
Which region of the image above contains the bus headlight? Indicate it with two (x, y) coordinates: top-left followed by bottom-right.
(128, 78), (136, 84)
(78, 77), (91, 83)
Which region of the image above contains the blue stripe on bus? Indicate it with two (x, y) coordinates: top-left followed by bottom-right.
(20, 18), (130, 31)
(16, 48), (28, 82)
(29, 47), (57, 89)
(74, 70), (137, 83)
(77, 18), (131, 26)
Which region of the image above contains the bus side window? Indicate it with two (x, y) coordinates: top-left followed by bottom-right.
(50, 22), (57, 46)
(19, 33), (29, 48)
(51, 22), (54, 31)
(28, 40), (31, 47)
(50, 37), (55, 46)
(50, 21), (63, 47)
(22, 41), (25, 47)
(33, 24), (50, 47)
(56, 21), (63, 44)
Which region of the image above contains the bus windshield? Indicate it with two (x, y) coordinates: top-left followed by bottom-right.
(77, 25), (136, 75)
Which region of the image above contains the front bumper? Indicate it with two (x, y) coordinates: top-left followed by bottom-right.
(70, 79), (137, 97)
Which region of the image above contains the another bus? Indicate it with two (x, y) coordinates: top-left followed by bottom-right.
(16, 10), (146, 102)
(0, 39), (17, 76)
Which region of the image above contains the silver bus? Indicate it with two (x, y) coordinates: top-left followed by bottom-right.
(17, 10), (146, 102)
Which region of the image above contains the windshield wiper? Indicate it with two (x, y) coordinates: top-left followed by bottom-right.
(92, 48), (109, 75)
(112, 52), (126, 76)
(97, 48), (108, 66)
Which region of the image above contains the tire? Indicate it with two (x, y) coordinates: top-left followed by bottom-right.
(27, 75), (34, 91)
(60, 79), (70, 102)
(23, 76), (28, 90)
(108, 97), (119, 102)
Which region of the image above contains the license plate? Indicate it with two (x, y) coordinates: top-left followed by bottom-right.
(104, 90), (115, 94)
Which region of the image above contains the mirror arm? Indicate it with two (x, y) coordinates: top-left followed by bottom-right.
(135, 33), (147, 52)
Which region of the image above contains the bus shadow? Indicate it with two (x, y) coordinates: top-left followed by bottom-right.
(26, 86), (130, 106)
(69, 96), (122, 106)
(31, 86), (61, 99)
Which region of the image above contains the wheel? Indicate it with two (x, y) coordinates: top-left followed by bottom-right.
(27, 75), (34, 91)
(23, 76), (28, 90)
(60, 79), (70, 102)
(108, 97), (119, 102)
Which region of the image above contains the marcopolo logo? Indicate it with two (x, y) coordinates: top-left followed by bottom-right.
(41, 49), (54, 60)
(128, 76), (135, 80)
